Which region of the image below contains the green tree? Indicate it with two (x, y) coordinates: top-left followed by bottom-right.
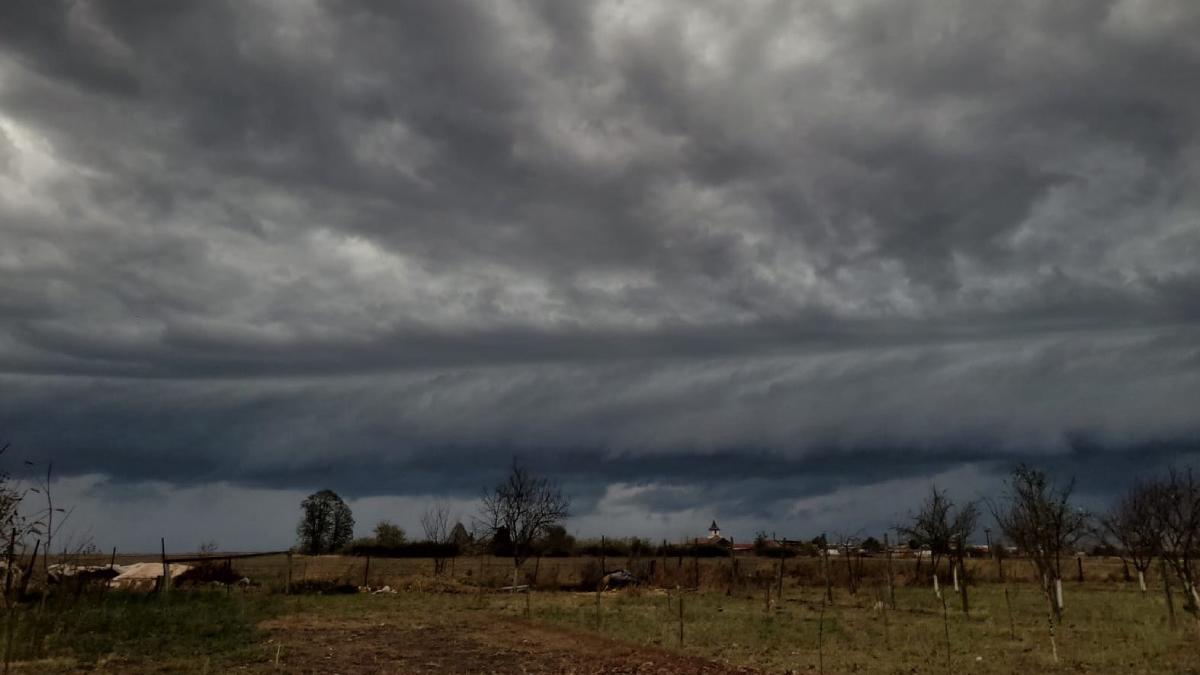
(296, 489), (355, 554)
(449, 522), (472, 549)
(373, 520), (406, 548)
(539, 524), (575, 555)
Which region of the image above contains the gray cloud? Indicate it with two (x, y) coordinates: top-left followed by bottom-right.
(1, 0), (1199, 549)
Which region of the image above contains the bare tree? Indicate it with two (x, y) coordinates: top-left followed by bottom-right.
(0, 442), (21, 533)
(896, 485), (978, 582)
(1149, 466), (1200, 613)
(990, 465), (1088, 622)
(833, 532), (865, 595)
(1097, 478), (1159, 593)
(478, 458), (570, 589)
(420, 501), (453, 575)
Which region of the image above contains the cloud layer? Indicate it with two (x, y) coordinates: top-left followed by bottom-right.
(2, 0), (1198, 549)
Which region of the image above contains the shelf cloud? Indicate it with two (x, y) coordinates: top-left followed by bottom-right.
(1, 0), (1198, 549)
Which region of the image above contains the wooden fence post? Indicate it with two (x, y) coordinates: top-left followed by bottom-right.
(661, 539), (668, 586)
(879, 582), (890, 648)
(95, 545), (113, 599)
(363, 555), (371, 588)
(160, 538), (169, 598)
(777, 553), (784, 601)
(19, 540), (41, 601)
(678, 594), (684, 645)
(600, 536), (606, 576)
(285, 551), (293, 595)
(822, 544), (833, 604)
(1004, 584), (1015, 640)
(884, 533), (896, 610)
(674, 545), (681, 587)
(817, 600), (826, 675)
(844, 542), (856, 595)
(959, 556), (970, 616)
(728, 538), (736, 596)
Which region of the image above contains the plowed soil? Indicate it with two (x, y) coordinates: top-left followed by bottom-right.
(252, 612), (762, 674)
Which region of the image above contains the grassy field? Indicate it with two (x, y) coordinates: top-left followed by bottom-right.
(60, 550), (1146, 591)
(1, 590), (280, 672)
(9, 555), (1197, 672)
(490, 584), (1198, 673)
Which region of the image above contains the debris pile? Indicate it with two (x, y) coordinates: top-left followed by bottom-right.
(48, 563), (123, 585)
(109, 562), (192, 590)
(599, 570), (637, 590)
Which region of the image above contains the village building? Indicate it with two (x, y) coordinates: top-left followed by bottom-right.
(691, 520), (731, 547)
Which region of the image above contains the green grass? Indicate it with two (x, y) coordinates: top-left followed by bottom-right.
(477, 583), (1200, 673)
(0, 590), (281, 671)
(3, 576), (1197, 673)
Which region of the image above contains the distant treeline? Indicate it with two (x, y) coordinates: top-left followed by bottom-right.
(345, 538), (805, 559)
(346, 541), (461, 558)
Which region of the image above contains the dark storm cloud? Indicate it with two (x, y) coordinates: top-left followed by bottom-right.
(2, 0), (1199, 546)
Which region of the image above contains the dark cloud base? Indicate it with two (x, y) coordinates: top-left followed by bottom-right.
(2, 1), (1199, 546)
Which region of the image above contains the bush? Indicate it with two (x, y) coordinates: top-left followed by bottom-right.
(755, 546), (798, 558)
(536, 525), (576, 557)
(289, 579), (359, 594)
(176, 562), (243, 586)
(577, 539), (631, 557)
(655, 543), (730, 558)
(345, 541), (460, 558)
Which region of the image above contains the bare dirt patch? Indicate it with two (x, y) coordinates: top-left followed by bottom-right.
(255, 611), (761, 674)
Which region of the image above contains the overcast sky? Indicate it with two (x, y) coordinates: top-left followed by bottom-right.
(1, 0), (1198, 552)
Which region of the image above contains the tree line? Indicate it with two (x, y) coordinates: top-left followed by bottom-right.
(296, 458), (570, 584)
(896, 464), (1200, 626)
(295, 458), (1200, 620)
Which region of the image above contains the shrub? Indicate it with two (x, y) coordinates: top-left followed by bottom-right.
(176, 562), (243, 586)
(345, 541), (460, 559)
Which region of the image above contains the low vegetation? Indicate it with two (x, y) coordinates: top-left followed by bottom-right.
(2, 590), (279, 672)
(5, 575), (1198, 673)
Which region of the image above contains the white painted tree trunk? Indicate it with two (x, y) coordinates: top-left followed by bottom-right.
(952, 564), (960, 592)
(933, 573), (941, 598)
(1055, 578), (1064, 610)
(1138, 570), (1147, 593)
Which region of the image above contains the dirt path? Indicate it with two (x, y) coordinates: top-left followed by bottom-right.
(253, 612), (763, 674)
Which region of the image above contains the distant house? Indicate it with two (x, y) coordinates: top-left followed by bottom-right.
(967, 544), (991, 558)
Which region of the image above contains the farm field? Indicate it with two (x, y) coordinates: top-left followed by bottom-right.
(8, 555), (1200, 673)
(56, 550), (1148, 591)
